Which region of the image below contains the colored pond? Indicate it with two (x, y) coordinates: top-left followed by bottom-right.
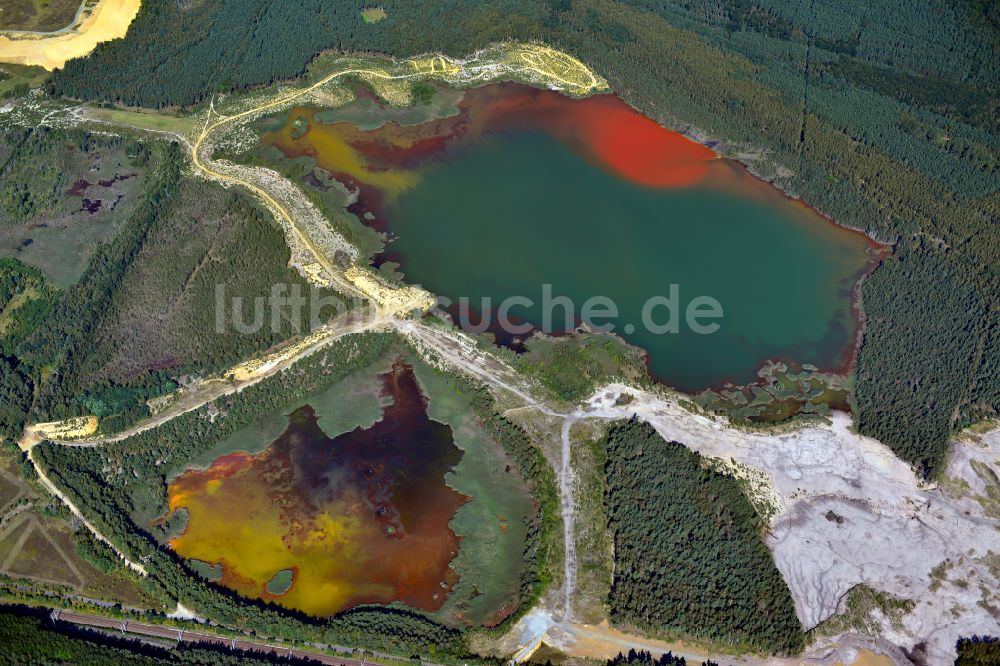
(167, 360), (467, 616)
(264, 84), (879, 391)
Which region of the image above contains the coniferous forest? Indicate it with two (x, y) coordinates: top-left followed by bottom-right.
(603, 419), (804, 654)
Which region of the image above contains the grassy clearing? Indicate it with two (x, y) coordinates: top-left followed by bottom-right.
(86, 107), (197, 136)
(0, 473), (23, 507)
(4, 521), (83, 585)
(0, 127), (153, 286)
(0, 220), (129, 288)
(360, 7), (387, 23)
(512, 333), (650, 404)
(0, 62), (47, 99)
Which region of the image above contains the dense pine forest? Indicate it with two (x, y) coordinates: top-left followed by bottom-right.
(602, 419), (803, 654)
(957, 636), (1000, 666)
(0, 259), (56, 441)
(41, 0), (1000, 477)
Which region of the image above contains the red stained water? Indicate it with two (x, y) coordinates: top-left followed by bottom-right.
(568, 101), (716, 187)
(468, 87), (717, 188)
(263, 83), (718, 194)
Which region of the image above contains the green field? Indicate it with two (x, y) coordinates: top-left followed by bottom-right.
(86, 107), (197, 136)
(0, 63), (48, 99)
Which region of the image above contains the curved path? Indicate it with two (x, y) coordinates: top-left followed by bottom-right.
(21, 443), (147, 575)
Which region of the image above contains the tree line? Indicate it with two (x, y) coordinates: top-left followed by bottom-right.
(0, 604), (436, 666)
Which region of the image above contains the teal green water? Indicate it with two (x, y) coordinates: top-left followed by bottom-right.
(383, 132), (874, 391)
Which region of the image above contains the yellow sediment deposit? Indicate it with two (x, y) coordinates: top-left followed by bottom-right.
(406, 54), (462, 78)
(501, 43), (608, 96)
(0, 0), (141, 70)
(343, 266), (436, 315)
(823, 649), (895, 666)
(31, 415), (99, 441)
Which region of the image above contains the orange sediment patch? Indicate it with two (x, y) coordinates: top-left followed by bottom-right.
(561, 621), (708, 663)
(823, 649), (895, 666)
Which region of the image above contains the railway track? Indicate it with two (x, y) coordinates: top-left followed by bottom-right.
(50, 608), (406, 666)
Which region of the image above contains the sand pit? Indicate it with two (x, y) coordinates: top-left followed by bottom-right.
(0, 0), (140, 70)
